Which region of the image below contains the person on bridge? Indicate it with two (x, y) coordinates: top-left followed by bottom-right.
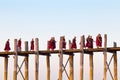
(18, 38), (22, 51)
(96, 34), (102, 48)
(71, 36), (77, 49)
(4, 39), (11, 52)
(30, 38), (34, 51)
(48, 37), (56, 50)
(86, 35), (93, 48)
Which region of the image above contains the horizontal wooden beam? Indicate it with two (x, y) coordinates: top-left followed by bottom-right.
(0, 47), (120, 56)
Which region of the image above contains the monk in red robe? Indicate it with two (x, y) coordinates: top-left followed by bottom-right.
(71, 36), (77, 49)
(86, 35), (93, 48)
(30, 38), (34, 51)
(18, 38), (21, 51)
(96, 34), (102, 48)
(48, 37), (56, 50)
(62, 36), (66, 49)
(4, 39), (11, 52)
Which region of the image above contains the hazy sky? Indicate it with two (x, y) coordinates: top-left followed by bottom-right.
(0, 0), (120, 80)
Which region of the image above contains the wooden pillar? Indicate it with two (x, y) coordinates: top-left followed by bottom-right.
(46, 41), (50, 80)
(113, 42), (117, 80)
(58, 36), (63, 80)
(35, 38), (39, 80)
(89, 53), (93, 80)
(69, 40), (74, 80)
(4, 56), (8, 80)
(103, 34), (107, 80)
(13, 39), (18, 80)
(80, 36), (84, 80)
(46, 55), (50, 80)
(24, 41), (29, 80)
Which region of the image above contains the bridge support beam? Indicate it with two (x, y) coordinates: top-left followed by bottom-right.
(113, 42), (117, 80)
(35, 38), (39, 80)
(4, 56), (8, 80)
(24, 41), (29, 80)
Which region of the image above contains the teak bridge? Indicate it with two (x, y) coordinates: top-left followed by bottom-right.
(0, 34), (119, 80)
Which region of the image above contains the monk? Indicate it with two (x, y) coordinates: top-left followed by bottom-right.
(86, 35), (93, 48)
(71, 36), (77, 49)
(4, 39), (11, 52)
(18, 38), (21, 51)
(62, 36), (66, 49)
(48, 37), (56, 50)
(30, 38), (34, 51)
(96, 34), (102, 48)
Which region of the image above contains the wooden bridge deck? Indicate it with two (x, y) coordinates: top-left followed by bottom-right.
(0, 47), (120, 56)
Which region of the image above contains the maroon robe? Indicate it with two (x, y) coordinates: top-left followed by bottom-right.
(4, 40), (11, 51)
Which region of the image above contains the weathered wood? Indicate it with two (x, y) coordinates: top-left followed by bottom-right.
(35, 38), (39, 80)
(1, 47), (120, 55)
(13, 39), (18, 80)
(69, 40), (74, 80)
(58, 36), (63, 80)
(46, 55), (50, 80)
(80, 36), (84, 80)
(24, 41), (29, 80)
(4, 56), (8, 80)
(103, 34), (107, 80)
(89, 53), (93, 80)
(113, 42), (117, 80)
(46, 41), (50, 80)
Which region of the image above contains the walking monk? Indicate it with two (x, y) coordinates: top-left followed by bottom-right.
(4, 39), (11, 52)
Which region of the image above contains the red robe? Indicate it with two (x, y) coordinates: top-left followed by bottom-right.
(48, 41), (51, 50)
(71, 38), (77, 49)
(50, 40), (56, 50)
(30, 40), (34, 51)
(86, 37), (93, 48)
(18, 39), (21, 50)
(96, 36), (102, 47)
(62, 38), (66, 49)
(48, 39), (56, 50)
(4, 41), (11, 51)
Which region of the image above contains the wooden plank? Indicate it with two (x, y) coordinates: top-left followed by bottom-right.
(1, 47), (120, 55)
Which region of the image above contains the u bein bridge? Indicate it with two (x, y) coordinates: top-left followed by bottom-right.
(0, 34), (120, 80)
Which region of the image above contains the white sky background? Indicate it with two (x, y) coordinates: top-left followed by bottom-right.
(0, 0), (120, 80)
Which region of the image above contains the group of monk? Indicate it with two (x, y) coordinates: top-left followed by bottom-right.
(4, 34), (102, 51)
(4, 38), (34, 52)
(47, 34), (102, 50)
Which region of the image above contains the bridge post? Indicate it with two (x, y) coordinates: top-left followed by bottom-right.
(4, 56), (8, 80)
(58, 36), (63, 80)
(113, 42), (117, 80)
(24, 41), (29, 80)
(103, 34), (107, 80)
(69, 40), (74, 80)
(35, 38), (39, 80)
(46, 41), (50, 80)
(80, 35), (84, 80)
(13, 39), (18, 80)
(89, 53), (93, 80)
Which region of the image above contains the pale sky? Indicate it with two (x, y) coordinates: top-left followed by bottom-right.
(0, 0), (120, 80)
